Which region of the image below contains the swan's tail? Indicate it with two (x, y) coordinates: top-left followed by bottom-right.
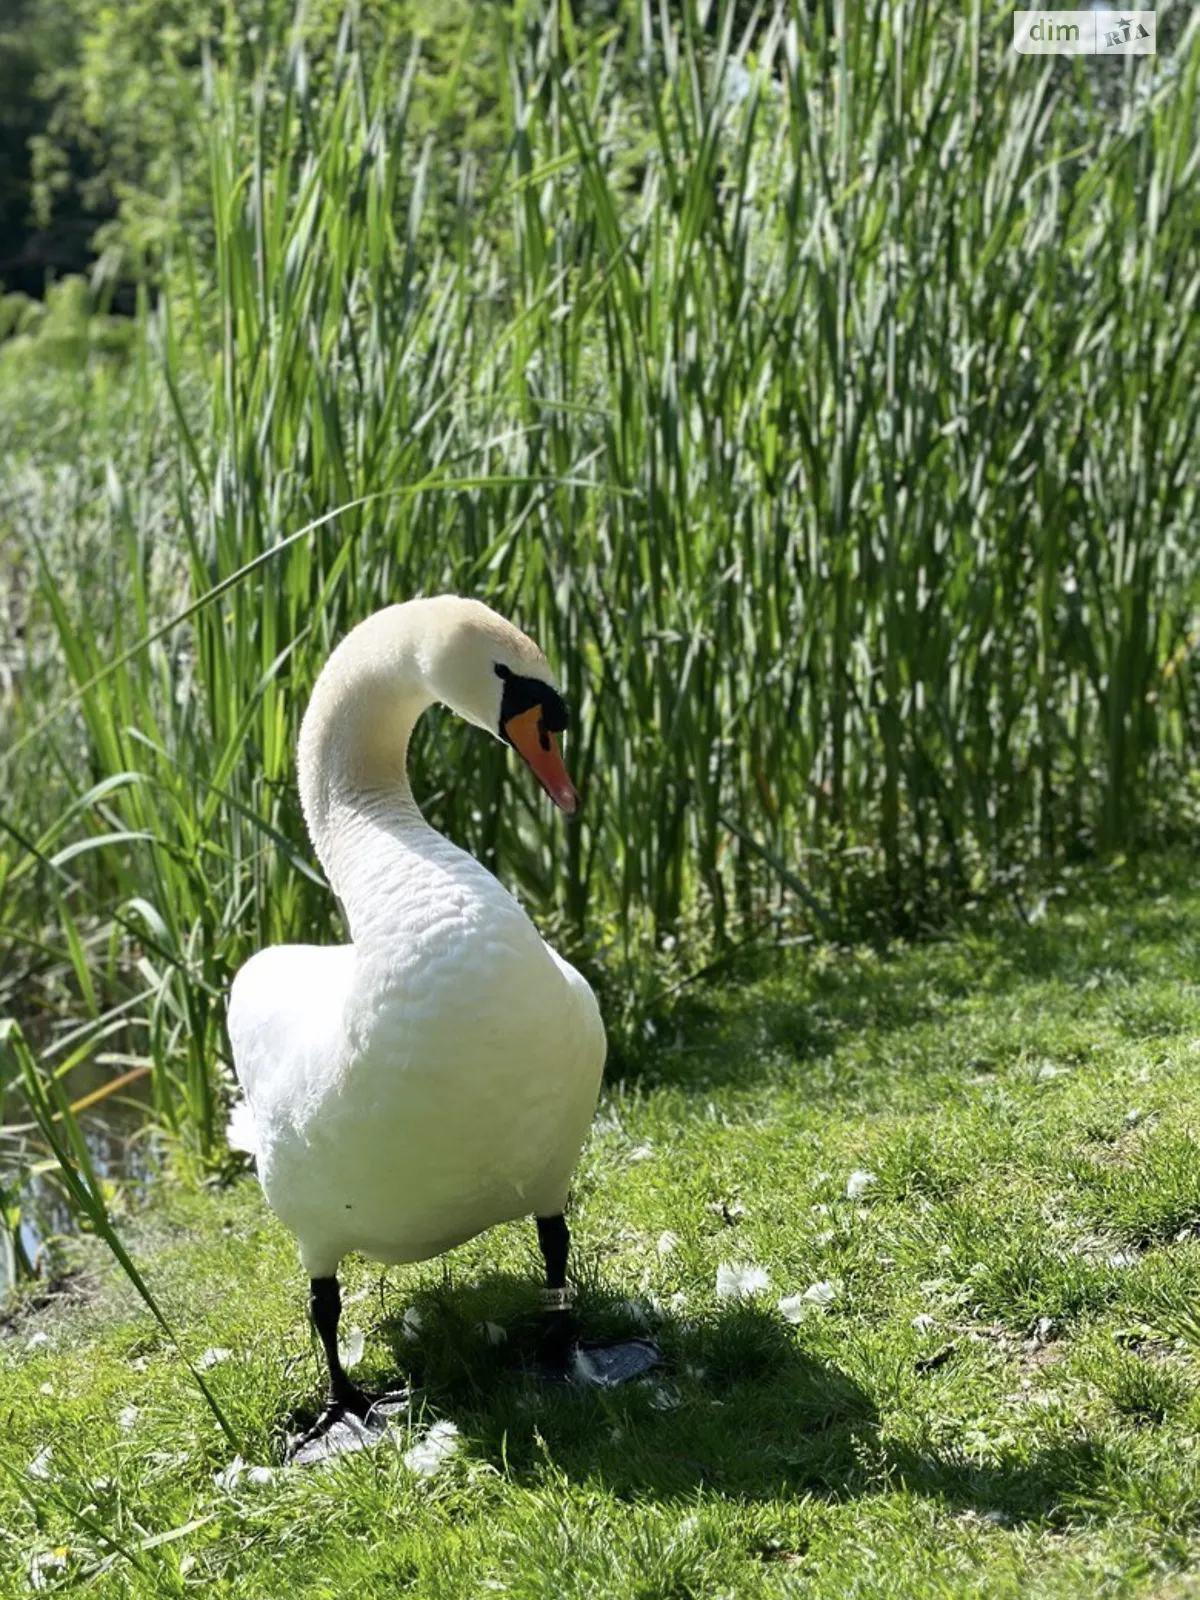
(225, 1099), (259, 1157)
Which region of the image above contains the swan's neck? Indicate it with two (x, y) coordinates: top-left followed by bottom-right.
(297, 617), (437, 938)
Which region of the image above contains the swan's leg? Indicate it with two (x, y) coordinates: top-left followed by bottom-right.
(534, 1212), (662, 1388)
(309, 1275), (372, 1411)
(536, 1213), (577, 1371)
(288, 1275), (387, 1461)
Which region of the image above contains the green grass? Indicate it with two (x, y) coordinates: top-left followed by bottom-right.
(10, 864), (1200, 1596)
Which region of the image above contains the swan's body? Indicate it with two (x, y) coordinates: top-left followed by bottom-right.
(227, 597), (605, 1285)
(228, 836), (603, 1278)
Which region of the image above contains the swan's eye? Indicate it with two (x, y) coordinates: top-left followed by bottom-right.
(495, 667), (569, 739)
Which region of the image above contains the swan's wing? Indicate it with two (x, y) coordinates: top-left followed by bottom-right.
(547, 946), (607, 1080)
(508, 944), (606, 1217)
(227, 943), (356, 1152)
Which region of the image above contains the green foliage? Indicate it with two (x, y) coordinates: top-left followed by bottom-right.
(0, 0), (90, 290)
(16, 0), (511, 280)
(0, 0), (45, 232)
(0, 275), (133, 373)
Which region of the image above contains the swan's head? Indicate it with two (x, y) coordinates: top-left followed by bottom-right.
(418, 597), (579, 815)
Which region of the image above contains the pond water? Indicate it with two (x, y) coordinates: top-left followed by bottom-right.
(1, 1068), (156, 1301)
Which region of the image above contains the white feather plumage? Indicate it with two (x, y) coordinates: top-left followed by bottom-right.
(227, 598), (605, 1280)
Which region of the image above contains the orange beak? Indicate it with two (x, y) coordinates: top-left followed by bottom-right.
(503, 705), (579, 815)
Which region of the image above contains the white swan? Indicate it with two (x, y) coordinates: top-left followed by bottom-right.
(228, 597), (627, 1449)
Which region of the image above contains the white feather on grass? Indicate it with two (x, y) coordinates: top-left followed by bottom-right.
(715, 1262), (770, 1299)
(403, 1420), (460, 1478)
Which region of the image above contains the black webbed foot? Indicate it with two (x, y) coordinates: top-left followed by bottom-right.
(534, 1326), (663, 1387)
(533, 1212), (663, 1387)
(534, 1306), (662, 1387)
(291, 1275), (409, 1465)
(569, 1337), (662, 1387)
(288, 1385), (409, 1466)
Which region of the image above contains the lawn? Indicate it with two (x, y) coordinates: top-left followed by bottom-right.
(7, 860), (1200, 1598)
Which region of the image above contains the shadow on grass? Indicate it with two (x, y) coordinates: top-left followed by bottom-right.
(618, 872), (1200, 1094)
(288, 1281), (1121, 1530)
